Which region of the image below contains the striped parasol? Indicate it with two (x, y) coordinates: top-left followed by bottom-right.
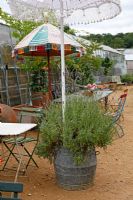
(14, 23), (83, 98)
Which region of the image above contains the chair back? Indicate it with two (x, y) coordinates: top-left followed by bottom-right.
(0, 181), (23, 199)
(113, 93), (127, 122)
(123, 88), (128, 94)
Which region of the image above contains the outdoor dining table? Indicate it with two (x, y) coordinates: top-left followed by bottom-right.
(0, 122), (37, 181)
(53, 89), (113, 107)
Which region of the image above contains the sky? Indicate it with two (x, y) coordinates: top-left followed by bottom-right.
(75, 0), (133, 35)
(0, 0), (133, 35)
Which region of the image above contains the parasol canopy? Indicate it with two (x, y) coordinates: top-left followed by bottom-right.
(14, 23), (83, 56)
(14, 23), (83, 99)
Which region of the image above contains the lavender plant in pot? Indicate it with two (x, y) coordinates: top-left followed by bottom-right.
(37, 97), (115, 190)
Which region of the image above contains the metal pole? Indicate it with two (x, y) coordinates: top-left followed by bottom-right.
(60, 0), (66, 120)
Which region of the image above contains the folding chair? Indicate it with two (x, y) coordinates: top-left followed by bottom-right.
(0, 104), (39, 171)
(2, 130), (39, 171)
(108, 93), (127, 139)
(0, 181), (23, 200)
(108, 89), (128, 120)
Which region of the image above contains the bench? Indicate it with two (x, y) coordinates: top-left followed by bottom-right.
(0, 181), (23, 200)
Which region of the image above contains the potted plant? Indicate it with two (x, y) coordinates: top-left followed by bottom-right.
(30, 69), (50, 107)
(18, 57), (50, 106)
(37, 97), (115, 190)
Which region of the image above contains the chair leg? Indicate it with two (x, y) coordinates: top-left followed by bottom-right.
(20, 143), (39, 169)
(121, 113), (124, 121)
(24, 146), (39, 169)
(115, 122), (125, 138)
(2, 143), (20, 170)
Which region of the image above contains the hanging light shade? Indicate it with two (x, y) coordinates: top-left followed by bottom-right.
(7, 0), (121, 25)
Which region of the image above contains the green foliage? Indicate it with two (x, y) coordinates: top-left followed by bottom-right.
(121, 74), (133, 84)
(37, 98), (114, 164)
(101, 57), (113, 76)
(0, 8), (41, 41)
(18, 57), (47, 72)
(65, 55), (80, 81)
(66, 43), (102, 85)
(30, 70), (48, 92)
(0, 8), (58, 42)
(18, 57), (48, 92)
(83, 32), (133, 48)
(0, 9), (74, 43)
(78, 43), (102, 84)
(64, 25), (76, 35)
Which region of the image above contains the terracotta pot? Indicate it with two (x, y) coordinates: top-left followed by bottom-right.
(32, 92), (44, 107)
(0, 104), (17, 123)
(32, 92), (51, 107)
(43, 92), (51, 107)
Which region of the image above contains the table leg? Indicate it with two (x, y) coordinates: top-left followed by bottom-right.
(14, 137), (29, 182)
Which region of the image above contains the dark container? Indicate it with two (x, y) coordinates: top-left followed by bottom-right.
(54, 147), (97, 190)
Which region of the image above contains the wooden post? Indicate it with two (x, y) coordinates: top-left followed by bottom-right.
(47, 51), (52, 100)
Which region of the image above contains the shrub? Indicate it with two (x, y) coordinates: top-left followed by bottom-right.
(121, 74), (133, 84)
(37, 97), (114, 163)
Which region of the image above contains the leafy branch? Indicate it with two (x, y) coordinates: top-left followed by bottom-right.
(0, 8), (42, 41)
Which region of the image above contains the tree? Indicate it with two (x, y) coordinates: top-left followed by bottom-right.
(83, 32), (133, 49)
(64, 25), (76, 35)
(112, 37), (124, 48)
(66, 42), (102, 85)
(101, 57), (113, 76)
(124, 33), (133, 48)
(78, 43), (102, 84)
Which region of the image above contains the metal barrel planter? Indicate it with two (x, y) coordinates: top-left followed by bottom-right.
(54, 147), (97, 190)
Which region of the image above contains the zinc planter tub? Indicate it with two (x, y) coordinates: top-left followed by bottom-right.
(54, 147), (97, 190)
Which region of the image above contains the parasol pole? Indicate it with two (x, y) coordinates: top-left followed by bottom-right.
(47, 50), (52, 100)
(60, 0), (66, 120)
